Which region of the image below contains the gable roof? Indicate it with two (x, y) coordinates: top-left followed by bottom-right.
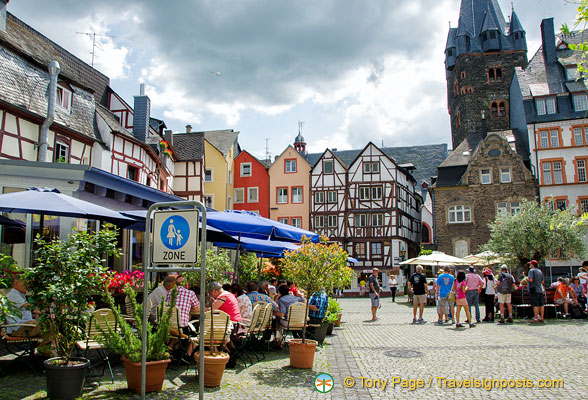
(202, 129), (239, 157)
(0, 13), (110, 103)
(172, 132), (205, 161)
(235, 149), (269, 171)
(306, 143), (447, 186)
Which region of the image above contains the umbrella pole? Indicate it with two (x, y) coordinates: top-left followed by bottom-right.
(233, 233), (242, 284)
(257, 254), (264, 281)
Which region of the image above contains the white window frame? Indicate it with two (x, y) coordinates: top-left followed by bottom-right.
(277, 188), (288, 204)
(363, 161), (380, 174)
(315, 215), (324, 228)
(240, 162), (252, 177)
(204, 195), (214, 209)
(574, 127), (584, 145)
(543, 163), (552, 185)
(448, 205), (472, 223)
(56, 85), (72, 112)
(550, 130), (559, 148)
(327, 215), (337, 228)
(497, 202), (508, 214)
(323, 160), (334, 174)
(580, 198), (588, 214)
(292, 187), (303, 203)
(480, 169), (492, 185)
(510, 201), (521, 215)
(327, 191), (337, 203)
(500, 167), (511, 183)
(291, 217), (302, 228)
(247, 187), (259, 203)
(278, 217), (289, 224)
(536, 98), (546, 115)
(285, 159), (297, 173)
(578, 160), (587, 182)
(553, 161), (563, 184)
(372, 213), (384, 226)
(234, 188), (244, 203)
(359, 186), (370, 200)
(314, 191), (324, 204)
(54, 141), (69, 163)
(355, 214), (367, 227)
(574, 94), (588, 112)
(371, 242), (382, 258)
(546, 97), (556, 114)
(371, 186), (383, 200)
(204, 168), (213, 182)
(540, 131), (549, 148)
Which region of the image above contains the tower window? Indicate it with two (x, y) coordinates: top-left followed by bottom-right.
(453, 80), (459, 96)
(488, 67), (503, 83)
(490, 101), (506, 116)
(456, 111), (462, 128)
(490, 31), (497, 39)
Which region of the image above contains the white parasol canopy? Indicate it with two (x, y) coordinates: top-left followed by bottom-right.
(400, 251), (470, 266)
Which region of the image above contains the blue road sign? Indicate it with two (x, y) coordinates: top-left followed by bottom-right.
(160, 215), (190, 250)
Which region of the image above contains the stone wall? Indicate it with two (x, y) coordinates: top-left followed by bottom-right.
(447, 51), (527, 149)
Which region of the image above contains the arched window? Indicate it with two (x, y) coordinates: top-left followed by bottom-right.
(421, 223), (431, 243)
(490, 101), (506, 117)
(453, 80), (459, 96)
(448, 205), (471, 223)
(488, 67), (503, 83)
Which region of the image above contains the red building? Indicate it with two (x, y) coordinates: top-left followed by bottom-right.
(233, 151), (270, 217)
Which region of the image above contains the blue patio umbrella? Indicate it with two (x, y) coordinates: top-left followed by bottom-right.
(120, 209), (237, 243)
(205, 210), (320, 243)
(0, 187), (134, 226)
(213, 235), (301, 257)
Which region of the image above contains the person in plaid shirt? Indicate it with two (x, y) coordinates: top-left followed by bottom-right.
(308, 289), (329, 324)
(246, 281), (278, 310)
(166, 285), (200, 327)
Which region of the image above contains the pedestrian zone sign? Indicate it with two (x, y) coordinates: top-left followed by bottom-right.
(152, 209), (199, 264)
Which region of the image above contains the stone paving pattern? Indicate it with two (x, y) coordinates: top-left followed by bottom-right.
(1, 297), (586, 399)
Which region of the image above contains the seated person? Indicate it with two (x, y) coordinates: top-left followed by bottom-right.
(6, 276), (51, 354)
(246, 282), (278, 311)
(307, 289), (328, 337)
(570, 277), (587, 310)
(268, 278), (278, 297)
(274, 284), (305, 345)
(287, 281), (304, 298)
(147, 276), (176, 319)
(553, 278), (578, 317)
(230, 283), (252, 327)
(165, 285), (199, 357)
(550, 277), (563, 289)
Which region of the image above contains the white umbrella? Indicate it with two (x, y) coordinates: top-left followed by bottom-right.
(463, 251), (506, 266)
(400, 251), (469, 266)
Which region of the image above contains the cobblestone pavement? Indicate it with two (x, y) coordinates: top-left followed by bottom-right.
(1, 297), (586, 399)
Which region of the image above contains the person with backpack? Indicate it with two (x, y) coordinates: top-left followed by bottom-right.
(481, 268), (496, 322)
(496, 265), (516, 323)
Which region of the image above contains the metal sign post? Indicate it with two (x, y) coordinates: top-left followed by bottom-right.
(141, 201), (207, 400)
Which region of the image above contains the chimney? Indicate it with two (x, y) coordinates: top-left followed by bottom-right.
(133, 83), (150, 142)
(164, 129), (173, 147)
(0, 1), (8, 32)
(185, 124), (192, 133)
(541, 18), (557, 65)
(481, 110), (487, 140)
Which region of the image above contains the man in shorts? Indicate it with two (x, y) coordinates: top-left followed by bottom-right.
(496, 265), (515, 323)
(408, 265), (427, 323)
(527, 260), (545, 323)
(435, 266), (455, 324)
(367, 268), (381, 321)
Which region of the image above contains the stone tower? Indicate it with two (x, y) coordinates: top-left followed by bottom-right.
(445, 0), (528, 149)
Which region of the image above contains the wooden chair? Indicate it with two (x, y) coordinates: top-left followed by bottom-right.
(0, 320), (43, 376)
(192, 310), (231, 351)
(76, 308), (115, 382)
(280, 302), (307, 344)
(232, 303), (266, 367)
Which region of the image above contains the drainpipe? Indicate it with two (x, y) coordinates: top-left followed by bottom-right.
(532, 123), (541, 202)
(37, 60), (60, 162)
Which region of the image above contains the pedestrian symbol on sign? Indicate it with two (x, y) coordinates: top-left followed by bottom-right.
(160, 216), (190, 250)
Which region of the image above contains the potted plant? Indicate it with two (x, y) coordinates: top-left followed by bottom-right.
(97, 285), (176, 394)
(26, 226), (119, 400)
(282, 236), (353, 368)
(325, 299), (342, 335)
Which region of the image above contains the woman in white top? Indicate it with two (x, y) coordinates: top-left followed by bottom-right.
(482, 268), (496, 322)
(230, 283), (252, 327)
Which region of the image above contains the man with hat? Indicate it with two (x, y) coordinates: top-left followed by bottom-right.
(527, 260), (545, 323)
(496, 265), (515, 323)
(367, 268), (381, 321)
(465, 266), (484, 324)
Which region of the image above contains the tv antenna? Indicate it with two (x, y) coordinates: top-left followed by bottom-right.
(265, 138), (271, 163)
(76, 31), (114, 67)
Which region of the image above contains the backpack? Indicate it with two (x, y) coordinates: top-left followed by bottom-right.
(497, 273), (513, 293)
(570, 304), (587, 319)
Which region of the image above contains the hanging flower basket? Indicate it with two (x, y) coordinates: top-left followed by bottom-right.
(163, 148), (173, 157)
(159, 140), (169, 150)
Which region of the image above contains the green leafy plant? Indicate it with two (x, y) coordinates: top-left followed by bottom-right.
(97, 285), (177, 363)
(484, 199), (588, 266)
(0, 254), (22, 324)
(26, 226), (120, 365)
(183, 248), (232, 287)
(282, 236), (353, 342)
(324, 298), (342, 324)
(237, 252), (260, 284)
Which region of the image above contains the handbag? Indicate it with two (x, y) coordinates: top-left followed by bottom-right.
(447, 290), (455, 303)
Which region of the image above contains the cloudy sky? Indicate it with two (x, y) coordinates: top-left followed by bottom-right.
(8, 0), (579, 159)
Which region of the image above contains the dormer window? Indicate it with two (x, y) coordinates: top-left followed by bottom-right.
(573, 94), (588, 112)
(54, 141), (69, 163)
(56, 85), (72, 112)
(536, 97), (556, 115)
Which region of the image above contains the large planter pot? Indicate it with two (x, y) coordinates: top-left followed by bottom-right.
(288, 339), (318, 368)
(44, 357), (89, 400)
(326, 323), (334, 336)
(194, 351), (230, 387)
(121, 356), (171, 394)
(313, 323), (329, 344)
(334, 313), (343, 327)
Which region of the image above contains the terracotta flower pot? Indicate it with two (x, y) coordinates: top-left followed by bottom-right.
(121, 357), (170, 394)
(334, 313), (342, 327)
(194, 351), (230, 387)
(288, 339), (318, 368)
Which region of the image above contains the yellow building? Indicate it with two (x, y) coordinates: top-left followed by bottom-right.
(203, 130), (240, 211)
(269, 145), (311, 229)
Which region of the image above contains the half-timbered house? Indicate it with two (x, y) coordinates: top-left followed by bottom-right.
(171, 128), (204, 201)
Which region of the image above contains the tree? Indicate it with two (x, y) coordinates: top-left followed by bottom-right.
(561, 1), (588, 74)
(484, 199), (588, 267)
(281, 236), (353, 342)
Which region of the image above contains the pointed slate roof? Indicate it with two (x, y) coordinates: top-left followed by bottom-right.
(480, 5), (502, 34)
(446, 28), (457, 49)
(510, 9), (524, 33)
(203, 129), (239, 157)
